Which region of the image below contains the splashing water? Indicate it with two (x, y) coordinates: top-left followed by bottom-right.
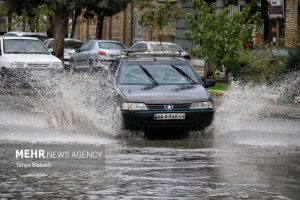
(29, 69), (123, 137)
(212, 71), (300, 147)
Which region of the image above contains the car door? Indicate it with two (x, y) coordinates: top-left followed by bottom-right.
(73, 41), (90, 67)
(83, 41), (96, 65)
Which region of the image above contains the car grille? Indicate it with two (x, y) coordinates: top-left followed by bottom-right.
(146, 103), (191, 110)
(28, 63), (50, 68)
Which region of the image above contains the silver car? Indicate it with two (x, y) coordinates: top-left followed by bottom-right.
(129, 41), (191, 60)
(44, 38), (83, 68)
(70, 39), (127, 69)
(0, 36), (63, 79)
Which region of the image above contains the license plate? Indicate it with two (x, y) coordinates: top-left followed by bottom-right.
(154, 113), (185, 120)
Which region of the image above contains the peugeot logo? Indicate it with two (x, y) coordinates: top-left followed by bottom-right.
(164, 105), (174, 111)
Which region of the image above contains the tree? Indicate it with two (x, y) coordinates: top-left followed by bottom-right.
(6, 0), (45, 31)
(137, 0), (181, 41)
(185, 0), (260, 75)
(84, 0), (131, 39)
(6, 0), (82, 60)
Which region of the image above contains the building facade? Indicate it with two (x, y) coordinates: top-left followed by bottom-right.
(73, 3), (134, 48)
(175, 0), (300, 50)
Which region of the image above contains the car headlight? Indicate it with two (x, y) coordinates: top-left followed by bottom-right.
(190, 101), (213, 109)
(122, 103), (148, 110)
(50, 62), (63, 68)
(11, 62), (28, 68)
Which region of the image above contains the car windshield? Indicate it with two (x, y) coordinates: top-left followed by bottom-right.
(119, 64), (198, 85)
(98, 42), (125, 50)
(3, 39), (49, 54)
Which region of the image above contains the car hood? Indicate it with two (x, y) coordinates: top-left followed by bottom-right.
(4, 54), (61, 63)
(118, 84), (211, 104)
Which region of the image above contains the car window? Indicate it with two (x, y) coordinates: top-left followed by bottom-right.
(3, 33), (17, 36)
(3, 39), (49, 54)
(86, 41), (95, 51)
(98, 42), (125, 50)
(149, 43), (181, 52)
(45, 40), (54, 48)
(119, 63), (198, 85)
(130, 43), (141, 50)
(79, 41), (90, 52)
(65, 40), (82, 49)
(131, 43), (147, 51)
(161, 44), (181, 52)
(23, 34), (48, 42)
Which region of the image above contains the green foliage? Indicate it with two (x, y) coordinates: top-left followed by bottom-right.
(234, 49), (277, 83)
(84, 0), (130, 18)
(283, 46), (300, 72)
(208, 82), (229, 91)
(185, 0), (260, 73)
(137, 0), (181, 41)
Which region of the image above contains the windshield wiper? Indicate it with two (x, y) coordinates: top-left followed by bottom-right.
(170, 65), (197, 84)
(138, 65), (158, 86)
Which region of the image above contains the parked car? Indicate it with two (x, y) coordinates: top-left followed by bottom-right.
(129, 41), (191, 60)
(0, 36), (63, 79)
(109, 53), (215, 131)
(69, 39), (127, 70)
(44, 38), (83, 68)
(4, 31), (48, 42)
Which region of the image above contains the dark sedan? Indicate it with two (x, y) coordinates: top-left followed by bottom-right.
(111, 55), (215, 130)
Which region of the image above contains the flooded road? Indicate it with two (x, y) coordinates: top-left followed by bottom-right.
(0, 72), (300, 199)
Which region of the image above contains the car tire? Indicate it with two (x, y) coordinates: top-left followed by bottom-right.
(69, 60), (75, 73)
(88, 59), (95, 73)
(64, 64), (70, 70)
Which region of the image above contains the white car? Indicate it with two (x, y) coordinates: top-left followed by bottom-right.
(44, 38), (83, 68)
(0, 36), (63, 79)
(129, 41), (191, 60)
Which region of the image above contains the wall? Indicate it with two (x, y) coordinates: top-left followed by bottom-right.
(284, 0), (300, 47)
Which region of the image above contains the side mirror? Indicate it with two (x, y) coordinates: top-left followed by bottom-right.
(204, 79), (215, 88)
(51, 51), (55, 55)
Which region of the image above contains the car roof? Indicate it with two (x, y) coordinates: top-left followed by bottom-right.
(119, 56), (187, 62)
(4, 31), (46, 36)
(135, 41), (178, 45)
(89, 39), (124, 43)
(1, 36), (40, 40)
(46, 38), (83, 42)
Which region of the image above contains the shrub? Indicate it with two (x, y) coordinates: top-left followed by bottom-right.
(281, 46), (300, 73)
(231, 49), (281, 83)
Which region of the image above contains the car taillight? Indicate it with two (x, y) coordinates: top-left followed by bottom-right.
(98, 50), (107, 56)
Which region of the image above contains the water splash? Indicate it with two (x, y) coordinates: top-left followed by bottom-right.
(212, 71), (300, 147)
(29, 69), (122, 137)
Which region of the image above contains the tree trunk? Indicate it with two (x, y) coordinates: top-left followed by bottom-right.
(47, 15), (54, 38)
(64, 12), (69, 38)
(7, 15), (12, 31)
(96, 12), (104, 39)
(70, 8), (80, 38)
(53, 6), (68, 61)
